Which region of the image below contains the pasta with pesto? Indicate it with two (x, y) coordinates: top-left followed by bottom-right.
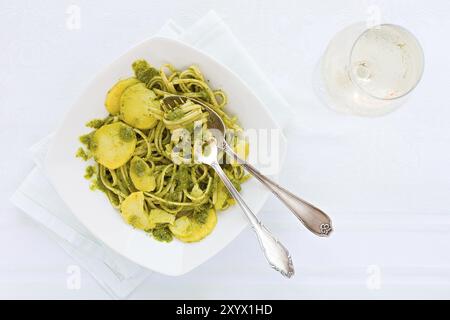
(77, 60), (249, 243)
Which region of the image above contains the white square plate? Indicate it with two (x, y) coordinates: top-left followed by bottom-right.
(45, 36), (286, 276)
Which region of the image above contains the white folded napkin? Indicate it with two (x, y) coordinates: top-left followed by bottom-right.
(11, 11), (294, 299)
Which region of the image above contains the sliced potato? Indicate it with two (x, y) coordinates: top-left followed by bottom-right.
(234, 138), (249, 158)
(120, 192), (152, 231)
(129, 156), (156, 192)
(213, 181), (228, 210)
(190, 184), (203, 198)
(175, 209), (217, 243)
(169, 216), (192, 238)
(230, 138), (249, 166)
(148, 209), (175, 227)
(120, 83), (160, 129)
(105, 78), (140, 115)
(91, 122), (136, 169)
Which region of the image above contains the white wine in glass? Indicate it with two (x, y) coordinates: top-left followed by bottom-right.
(316, 23), (424, 117)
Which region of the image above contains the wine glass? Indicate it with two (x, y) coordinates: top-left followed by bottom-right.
(315, 23), (424, 117)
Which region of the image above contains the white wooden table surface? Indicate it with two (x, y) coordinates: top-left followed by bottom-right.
(1, 0), (450, 299)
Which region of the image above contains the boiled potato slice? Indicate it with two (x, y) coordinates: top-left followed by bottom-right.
(129, 156), (156, 192)
(213, 181), (228, 210)
(169, 216), (192, 238)
(105, 78), (140, 115)
(148, 209), (175, 227)
(120, 192), (152, 231)
(190, 184), (203, 198)
(91, 122), (136, 169)
(120, 83), (159, 129)
(230, 138), (249, 166)
(175, 209), (217, 243)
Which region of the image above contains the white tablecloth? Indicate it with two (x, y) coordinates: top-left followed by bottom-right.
(1, 0), (450, 299)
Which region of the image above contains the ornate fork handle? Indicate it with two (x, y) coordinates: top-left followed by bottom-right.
(209, 160), (294, 278)
(223, 144), (333, 237)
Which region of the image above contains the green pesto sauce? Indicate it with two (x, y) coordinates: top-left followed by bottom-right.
(152, 225), (173, 242)
(133, 160), (147, 177)
(90, 171), (107, 193)
(90, 140), (98, 151)
(79, 132), (94, 150)
(85, 119), (105, 129)
(76, 147), (89, 161)
(164, 192), (181, 210)
(175, 165), (192, 192)
(193, 209), (208, 224)
(231, 179), (241, 192)
(166, 107), (185, 121)
(165, 191), (181, 202)
(132, 59), (159, 84)
(196, 91), (209, 100)
(84, 165), (95, 179)
(118, 125), (135, 142)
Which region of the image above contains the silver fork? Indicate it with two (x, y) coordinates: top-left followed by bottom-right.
(197, 138), (294, 278)
(162, 95), (333, 237)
